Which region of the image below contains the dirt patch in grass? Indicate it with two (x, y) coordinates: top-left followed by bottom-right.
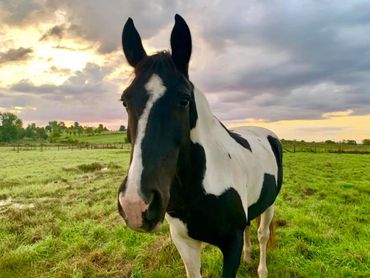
(302, 187), (317, 196)
(63, 162), (113, 173)
(0, 198), (35, 214)
(78, 162), (106, 172)
(275, 218), (287, 227)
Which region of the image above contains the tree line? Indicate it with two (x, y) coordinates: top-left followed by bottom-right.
(0, 112), (126, 143)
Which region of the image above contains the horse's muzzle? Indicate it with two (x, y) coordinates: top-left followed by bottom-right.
(118, 190), (164, 232)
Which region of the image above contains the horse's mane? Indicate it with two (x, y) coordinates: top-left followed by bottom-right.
(135, 51), (180, 77)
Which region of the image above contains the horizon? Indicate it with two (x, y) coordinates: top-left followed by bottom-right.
(1, 1), (370, 142)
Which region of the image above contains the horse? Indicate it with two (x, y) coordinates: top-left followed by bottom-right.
(117, 14), (283, 278)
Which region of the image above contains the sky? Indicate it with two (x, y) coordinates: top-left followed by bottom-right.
(0, 0), (370, 142)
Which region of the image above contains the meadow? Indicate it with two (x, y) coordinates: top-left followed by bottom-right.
(0, 145), (369, 277)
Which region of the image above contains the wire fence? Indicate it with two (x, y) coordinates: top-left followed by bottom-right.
(282, 142), (370, 154)
(1, 142), (369, 154)
(0, 143), (129, 153)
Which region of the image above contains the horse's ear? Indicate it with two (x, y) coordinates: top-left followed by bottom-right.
(171, 14), (192, 78)
(122, 18), (147, 67)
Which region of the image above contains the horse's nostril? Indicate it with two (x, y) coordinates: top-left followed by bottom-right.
(143, 190), (162, 222)
(143, 209), (155, 222)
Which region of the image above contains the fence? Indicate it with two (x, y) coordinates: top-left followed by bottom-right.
(282, 142), (370, 154)
(1, 142), (370, 154)
(0, 143), (130, 153)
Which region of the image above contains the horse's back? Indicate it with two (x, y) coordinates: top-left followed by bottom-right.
(233, 126), (279, 141)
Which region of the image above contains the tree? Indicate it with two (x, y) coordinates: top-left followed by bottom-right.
(96, 124), (105, 134)
(346, 140), (357, 145)
(0, 112), (23, 142)
(46, 121), (61, 142)
(85, 126), (94, 135)
(24, 123), (37, 139)
(36, 127), (48, 140)
(119, 125), (126, 132)
(58, 121), (66, 133)
(362, 139), (370, 145)
(325, 140), (336, 144)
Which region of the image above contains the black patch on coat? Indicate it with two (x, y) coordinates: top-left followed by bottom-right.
(168, 142), (247, 278)
(167, 143), (247, 241)
(176, 186), (247, 278)
(247, 173), (277, 221)
(228, 132), (252, 152)
(267, 135), (283, 194)
(185, 188), (247, 245)
(217, 120), (252, 152)
(167, 142), (207, 220)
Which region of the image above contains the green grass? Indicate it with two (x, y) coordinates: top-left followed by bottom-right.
(61, 132), (126, 144)
(0, 147), (369, 277)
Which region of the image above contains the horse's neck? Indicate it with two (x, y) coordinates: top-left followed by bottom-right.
(169, 87), (236, 213)
(189, 87), (237, 195)
(190, 87), (222, 143)
(190, 87), (233, 150)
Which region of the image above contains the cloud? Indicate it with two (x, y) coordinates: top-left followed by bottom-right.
(322, 109), (353, 118)
(47, 66), (72, 75)
(0, 47), (33, 64)
(39, 0), (182, 53)
(39, 23), (83, 43)
(11, 62), (115, 99)
(39, 24), (66, 41)
(0, 0), (44, 25)
(4, 62), (127, 125)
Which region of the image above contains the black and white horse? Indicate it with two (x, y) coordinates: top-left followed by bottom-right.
(117, 14), (283, 278)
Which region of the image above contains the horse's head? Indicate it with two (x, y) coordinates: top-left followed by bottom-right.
(118, 15), (196, 232)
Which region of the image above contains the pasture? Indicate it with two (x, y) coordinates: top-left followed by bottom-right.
(61, 132), (127, 145)
(0, 146), (369, 277)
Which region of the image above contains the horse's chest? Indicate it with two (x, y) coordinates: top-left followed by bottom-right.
(169, 187), (247, 246)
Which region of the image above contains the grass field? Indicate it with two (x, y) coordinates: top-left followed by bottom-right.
(0, 146), (369, 277)
(61, 132), (127, 144)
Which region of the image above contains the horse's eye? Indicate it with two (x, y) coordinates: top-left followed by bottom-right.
(122, 100), (128, 108)
(180, 98), (190, 107)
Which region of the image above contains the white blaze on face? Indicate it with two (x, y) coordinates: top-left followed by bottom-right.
(119, 74), (166, 228)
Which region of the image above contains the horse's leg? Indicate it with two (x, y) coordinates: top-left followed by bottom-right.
(219, 229), (244, 278)
(243, 225), (252, 263)
(167, 215), (202, 278)
(257, 205), (274, 278)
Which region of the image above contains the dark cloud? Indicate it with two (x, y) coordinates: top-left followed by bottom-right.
(0, 47), (33, 64)
(11, 62), (116, 100)
(41, 0), (181, 53)
(48, 66), (72, 75)
(39, 23), (83, 43)
(6, 62), (126, 124)
(0, 0), (43, 25)
(39, 24), (66, 41)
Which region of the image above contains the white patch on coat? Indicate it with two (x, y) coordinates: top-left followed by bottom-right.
(190, 87), (279, 221)
(120, 74), (166, 211)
